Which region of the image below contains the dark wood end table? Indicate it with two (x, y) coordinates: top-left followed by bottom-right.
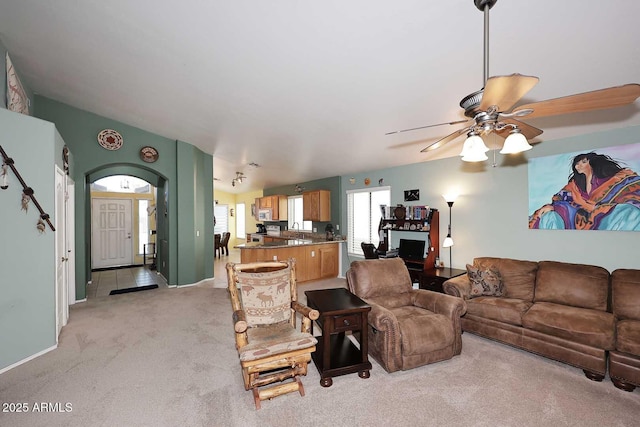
(304, 287), (372, 387)
(419, 267), (467, 293)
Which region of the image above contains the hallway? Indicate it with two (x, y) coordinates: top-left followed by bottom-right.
(88, 266), (168, 298)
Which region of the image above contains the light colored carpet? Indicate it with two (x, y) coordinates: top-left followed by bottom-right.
(1, 278), (638, 427)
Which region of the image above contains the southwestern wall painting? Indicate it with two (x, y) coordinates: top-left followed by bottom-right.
(528, 142), (640, 231)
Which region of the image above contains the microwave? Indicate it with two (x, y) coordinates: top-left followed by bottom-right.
(258, 209), (272, 221)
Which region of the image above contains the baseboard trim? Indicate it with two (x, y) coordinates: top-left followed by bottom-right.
(177, 277), (215, 288)
(0, 344), (57, 375)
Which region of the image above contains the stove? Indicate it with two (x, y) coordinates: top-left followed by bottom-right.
(266, 225), (281, 236)
(249, 233), (264, 243)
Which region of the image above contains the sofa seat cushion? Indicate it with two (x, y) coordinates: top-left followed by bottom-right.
(617, 319), (640, 356)
(465, 297), (533, 326)
(391, 306), (454, 356)
(522, 302), (615, 349)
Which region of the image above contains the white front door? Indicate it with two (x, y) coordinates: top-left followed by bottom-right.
(54, 167), (69, 340)
(66, 179), (76, 304)
(91, 198), (133, 269)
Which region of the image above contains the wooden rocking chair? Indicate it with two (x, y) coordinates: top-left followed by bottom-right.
(226, 259), (319, 409)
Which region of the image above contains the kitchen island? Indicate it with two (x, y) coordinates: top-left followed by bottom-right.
(235, 237), (342, 283)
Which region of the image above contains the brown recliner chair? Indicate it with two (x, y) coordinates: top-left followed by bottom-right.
(346, 257), (467, 373)
(609, 269), (640, 392)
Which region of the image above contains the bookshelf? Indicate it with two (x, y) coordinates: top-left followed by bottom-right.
(377, 206), (440, 271)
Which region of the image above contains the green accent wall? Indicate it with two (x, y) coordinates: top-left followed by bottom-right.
(0, 108), (57, 369)
(264, 176), (342, 232)
(34, 96), (214, 297)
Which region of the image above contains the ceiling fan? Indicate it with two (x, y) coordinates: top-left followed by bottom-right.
(386, 0), (640, 161)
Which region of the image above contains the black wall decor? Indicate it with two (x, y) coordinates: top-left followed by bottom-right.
(404, 189), (420, 202)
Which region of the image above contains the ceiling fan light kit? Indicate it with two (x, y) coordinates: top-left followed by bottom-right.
(500, 129), (532, 154)
(460, 131), (489, 162)
(388, 0), (640, 164)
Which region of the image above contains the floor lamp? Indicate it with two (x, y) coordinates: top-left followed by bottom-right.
(442, 194), (457, 269)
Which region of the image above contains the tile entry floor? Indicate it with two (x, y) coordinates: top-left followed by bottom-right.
(88, 265), (168, 298)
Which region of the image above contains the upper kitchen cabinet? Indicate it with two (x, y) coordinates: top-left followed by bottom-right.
(257, 195), (288, 221)
(303, 190), (331, 222)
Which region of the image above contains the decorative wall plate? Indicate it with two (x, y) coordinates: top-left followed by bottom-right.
(140, 146), (159, 163)
(394, 206), (406, 220)
(97, 129), (123, 150)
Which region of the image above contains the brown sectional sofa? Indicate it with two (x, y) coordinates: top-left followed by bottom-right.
(443, 257), (616, 381)
(609, 269), (640, 391)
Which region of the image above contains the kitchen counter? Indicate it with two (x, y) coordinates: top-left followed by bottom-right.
(235, 238), (342, 249)
(235, 236), (343, 282)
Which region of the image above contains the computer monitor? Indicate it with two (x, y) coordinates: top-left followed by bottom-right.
(398, 239), (426, 262)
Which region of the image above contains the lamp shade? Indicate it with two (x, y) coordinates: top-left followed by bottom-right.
(500, 129), (532, 154)
(443, 235), (454, 247)
(442, 193), (458, 204)
(460, 133), (489, 162)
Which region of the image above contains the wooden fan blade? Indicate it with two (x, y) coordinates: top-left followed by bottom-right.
(420, 127), (470, 152)
(514, 84), (640, 119)
(495, 118), (543, 140)
(386, 119), (470, 135)
(479, 74), (539, 113)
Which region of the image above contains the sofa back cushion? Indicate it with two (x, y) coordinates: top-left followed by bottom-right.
(474, 257), (538, 301)
(347, 257), (413, 300)
(612, 269), (640, 320)
(535, 261), (609, 311)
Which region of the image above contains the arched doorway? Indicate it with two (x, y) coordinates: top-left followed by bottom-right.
(90, 175), (155, 269)
(84, 164), (169, 295)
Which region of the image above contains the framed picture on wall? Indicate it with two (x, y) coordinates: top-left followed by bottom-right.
(5, 53), (30, 115)
(404, 189), (420, 202)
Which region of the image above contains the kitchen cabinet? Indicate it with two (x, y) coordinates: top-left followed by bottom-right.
(318, 244), (338, 279)
(238, 242), (339, 283)
(303, 190), (331, 222)
(256, 195), (288, 221)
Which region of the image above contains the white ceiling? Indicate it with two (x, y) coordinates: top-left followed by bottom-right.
(2, 0), (640, 193)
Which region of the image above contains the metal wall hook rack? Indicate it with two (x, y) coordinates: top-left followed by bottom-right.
(0, 144), (56, 232)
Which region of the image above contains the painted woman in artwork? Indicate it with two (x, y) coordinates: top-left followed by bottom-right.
(529, 152), (640, 230)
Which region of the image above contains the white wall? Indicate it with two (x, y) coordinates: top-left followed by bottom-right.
(341, 124), (640, 273)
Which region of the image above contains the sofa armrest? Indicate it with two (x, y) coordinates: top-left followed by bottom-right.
(412, 289), (467, 319)
(443, 274), (472, 299)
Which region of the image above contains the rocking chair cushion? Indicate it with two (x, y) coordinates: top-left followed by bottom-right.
(239, 322), (318, 362)
(238, 268), (293, 326)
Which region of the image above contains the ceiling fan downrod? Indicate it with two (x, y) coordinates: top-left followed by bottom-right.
(474, 0), (497, 85)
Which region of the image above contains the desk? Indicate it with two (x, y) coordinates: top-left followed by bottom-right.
(304, 288), (372, 387)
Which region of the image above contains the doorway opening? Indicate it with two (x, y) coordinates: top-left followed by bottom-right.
(90, 175), (156, 270)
